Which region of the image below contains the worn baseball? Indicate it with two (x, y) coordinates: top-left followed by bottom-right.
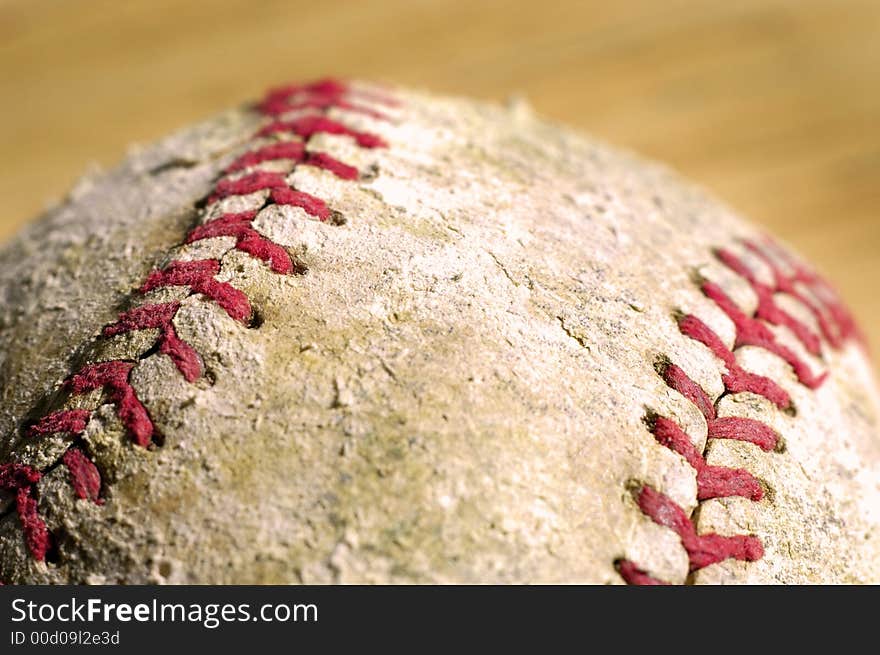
(1, 79), (878, 584)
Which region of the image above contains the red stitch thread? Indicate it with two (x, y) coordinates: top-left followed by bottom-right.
(66, 362), (154, 448)
(678, 314), (792, 410)
(708, 416), (778, 452)
(260, 78), (400, 112)
(28, 409), (91, 438)
(615, 560), (669, 585)
(0, 462), (41, 489)
(744, 239), (862, 347)
(140, 260), (252, 323)
(208, 172), (331, 219)
(0, 463), (48, 561)
(15, 489), (50, 562)
(660, 362), (715, 420)
(651, 416), (763, 501)
(715, 248), (822, 356)
(62, 448), (103, 505)
(637, 485), (763, 571)
(701, 280), (827, 388)
(257, 79), (350, 114)
(271, 97), (390, 122)
(658, 363), (780, 450)
(304, 152), (359, 180)
(270, 187), (331, 219)
(258, 85), (391, 121)
(105, 302), (202, 382)
(225, 141), (305, 172)
(186, 211), (294, 275)
(225, 142), (360, 179)
(262, 78), (349, 99)
(257, 116), (388, 148)
(209, 170), (285, 201)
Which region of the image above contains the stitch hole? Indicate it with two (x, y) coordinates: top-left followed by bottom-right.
(690, 268), (708, 287)
(290, 256), (309, 276)
(44, 530), (63, 565)
(624, 478), (644, 499)
(759, 479), (776, 503)
(248, 310), (265, 329)
(774, 435), (787, 454)
(360, 163), (380, 182)
(203, 369), (217, 386)
(641, 408), (660, 432)
(328, 210), (347, 226)
(652, 354), (672, 378)
(150, 430), (166, 448)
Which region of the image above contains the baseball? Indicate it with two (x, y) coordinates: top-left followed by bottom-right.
(1, 79), (878, 584)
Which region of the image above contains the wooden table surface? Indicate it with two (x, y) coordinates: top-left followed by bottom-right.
(1, 0), (878, 354)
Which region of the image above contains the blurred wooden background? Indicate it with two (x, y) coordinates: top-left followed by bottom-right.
(1, 0), (877, 353)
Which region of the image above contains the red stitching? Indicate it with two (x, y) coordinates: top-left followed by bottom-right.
(701, 280), (827, 388)
(258, 79), (400, 115)
(2, 78), (389, 564)
(210, 170), (288, 200)
(678, 314), (792, 410)
(104, 302), (202, 382)
(615, 559), (669, 585)
(268, 187), (332, 220)
(66, 362), (154, 448)
(637, 485), (764, 570)
(651, 415), (763, 501)
(0, 464), (47, 561)
(715, 247), (822, 356)
(256, 116), (388, 148)
(660, 362), (716, 420)
(659, 358), (780, 452)
(226, 141), (360, 180)
(708, 417), (778, 452)
(28, 409), (91, 438)
(745, 239), (862, 348)
(302, 152), (360, 181)
(140, 260), (252, 322)
(226, 142), (305, 172)
(0, 463), (41, 489)
(620, 239), (860, 584)
(259, 91), (391, 121)
(186, 212), (294, 275)
(15, 489), (50, 562)
(62, 448), (103, 505)
(207, 172), (333, 219)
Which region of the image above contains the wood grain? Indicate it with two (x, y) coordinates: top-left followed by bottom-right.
(1, 0), (877, 354)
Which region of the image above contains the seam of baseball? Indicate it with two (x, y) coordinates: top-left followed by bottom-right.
(0, 78), (395, 565)
(616, 239), (861, 584)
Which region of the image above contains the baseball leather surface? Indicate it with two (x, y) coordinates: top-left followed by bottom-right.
(1, 79), (878, 584)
